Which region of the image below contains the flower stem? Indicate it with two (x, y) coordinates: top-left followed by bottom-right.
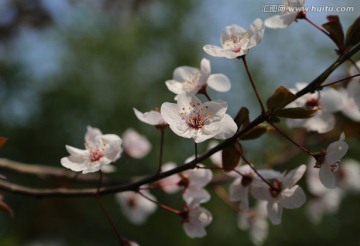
(240, 153), (273, 188)
(157, 129), (165, 174)
(138, 191), (181, 215)
(241, 56), (265, 114)
(320, 74), (360, 89)
(304, 16), (330, 38)
(194, 142), (198, 168)
(268, 121), (314, 157)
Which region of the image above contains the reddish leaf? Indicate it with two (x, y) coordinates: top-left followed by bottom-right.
(322, 15), (344, 52)
(234, 107), (249, 129)
(266, 86), (296, 111)
(239, 125), (268, 140)
(274, 107), (319, 119)
(222, 141), (242, 172)
(345, 16), (360, 50)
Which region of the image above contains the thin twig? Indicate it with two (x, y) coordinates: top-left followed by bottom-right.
(241, 56), (266, 114)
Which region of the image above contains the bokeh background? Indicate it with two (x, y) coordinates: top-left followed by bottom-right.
(0, 0), (360, 245)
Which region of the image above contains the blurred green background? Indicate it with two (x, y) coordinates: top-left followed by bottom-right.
(0, 0), (360, 245)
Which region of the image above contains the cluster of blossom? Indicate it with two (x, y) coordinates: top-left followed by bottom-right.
(59, 0), (360, 244)
(286, 61), (360, 133)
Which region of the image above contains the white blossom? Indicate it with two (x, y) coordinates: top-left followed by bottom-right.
(265, 0), (306, 29)
(315, 133), (348, 189)
(337, 159), (360, 192)
(182, 205), (213, 238)
(182, 164), (213, 207)
(238, 201), (268, 246)
(61, 126), (122, 174)
(338, 85), (360, 122)
(122, 128), (151, 159)
(286, 82), (343, 133)
(165, 58), (231, 100)
(161, 93), (237, 143)
(115, 190), (157, 225)
(229, 165), (281, 211)
(203, 19), (265, 59)
(306, 158), (343, 224)
(252, 165), (307, 225)
(160, 162), (182, 194)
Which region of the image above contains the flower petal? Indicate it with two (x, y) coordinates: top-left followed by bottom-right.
(101, 134), (123, 161)
(165, 80), (187, 95)
(247, 18), (265, 49)
(133, 108), (165, 126)
(183, 187), (210, 207)
(200, 58), (211, 78)
(173, 66), (199, 82)
(203, 45), (241, 59)
(213, 114), (237, 140)
(267, 201), (282, 225)
(282, 164), (306, 188)
(183, 207), (212, 238)
(207, 74), (231, 92)
(319, 165), (336, 189)
(280, 185), (306, 209)
(264, 13), (297, 29)
(325, 136), (349, 163)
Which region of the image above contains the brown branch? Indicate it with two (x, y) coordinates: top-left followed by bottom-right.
(0, 158), (127, 186)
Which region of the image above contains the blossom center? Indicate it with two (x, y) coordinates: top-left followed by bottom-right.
(305, 98), (320, 108)
(89, 148), (104, 162)
(223, 32), (249, 53)
(269, 179), (282, 198)
(241, 173), (254, 186)
(181, 103), (213, 130)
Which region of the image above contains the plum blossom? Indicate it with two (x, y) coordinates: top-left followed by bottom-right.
(165, 58), (231, 99)
(229, 165), (281, 211)
(160, 162), (182, 194)
(115, 190), (157, 225)
(181, 164), (213, 207)
(238, 201), (268, 246)
(133, 108), (167, 127)
(338, 85), (360, 122)
(265, 0), (306, 29)
(340, 61), (360, 119)
(252, 165), (307, 225)
(181, 205), (213, 238)
(306, 158), (343, 224)
(286, 82), (343, 133)
(61, 126), (122, 174)
(203, 19), (265, 59)
(122, 128), (151, 159)
(314, 133), (348, 189)
(161, 93), (237, 143)
(337, 159), (360, 192)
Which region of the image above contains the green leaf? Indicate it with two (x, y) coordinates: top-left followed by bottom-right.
(266, 86), (296, 111)
(322, 15), (344, 52)
(222, 141), (242, 172)
(234, 107), (249, 128)
(345, 16), (360, 50)
(274, 107), (318, 119)
(239, 124), (268, 140)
